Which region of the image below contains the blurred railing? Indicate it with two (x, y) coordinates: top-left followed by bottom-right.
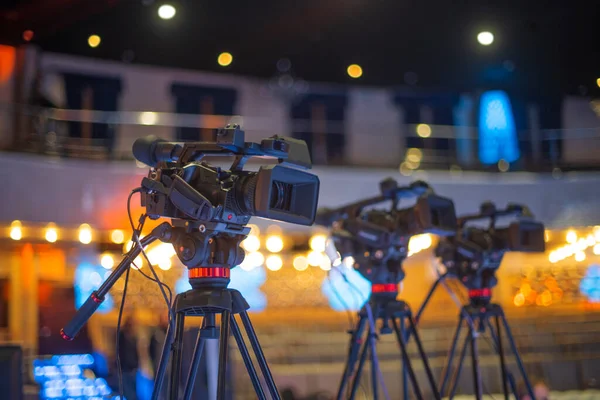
(1, 103), (599, 172)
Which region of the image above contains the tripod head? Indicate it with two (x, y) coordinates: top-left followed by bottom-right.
(317, 179), (457, 297)
(436, 201), (545, 304)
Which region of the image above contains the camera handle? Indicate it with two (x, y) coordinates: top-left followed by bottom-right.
(60, 222), (173, 340)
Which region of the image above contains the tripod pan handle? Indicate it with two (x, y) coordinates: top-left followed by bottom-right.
(61, 291), (104, 340)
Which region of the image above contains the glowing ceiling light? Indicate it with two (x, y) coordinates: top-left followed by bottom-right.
(111, 229), (125, 244)
(477, 31), (494, 46)
(309, 234), (327, 252)
(265, 255), (283, 271)
(242, 235), (261, 252)
(87, 35), (101, 48)
(10, 220), (22, 241)
(566, 230), (577, 244)
(347, 64), (363, 79)
(292, 255), (309, 271)
(100, 254), (115, 270)
(265, 235), (284, 253)
(158, 4), (176, 20)
(416, 124), (432, 138)
(218, 52), (233, 67)
(45, 223), (58, 243)
(78, 224), (92, 244)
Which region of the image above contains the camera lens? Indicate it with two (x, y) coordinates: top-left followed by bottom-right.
(270, 181), (285, 210)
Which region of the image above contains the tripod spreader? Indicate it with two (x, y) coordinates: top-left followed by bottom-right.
(61, 222), (173, 340)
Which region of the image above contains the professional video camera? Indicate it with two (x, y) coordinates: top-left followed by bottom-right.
(435, 202), (545, 294)
(317, 179), (457, 290)
(133, 124), (320, 287)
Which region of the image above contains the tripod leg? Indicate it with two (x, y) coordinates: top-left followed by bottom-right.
(391, 318), (423, 400)
(337, 315), (368, 400)
(500, 313), (535, 399)
(151, 318), (174, 400)
(370, 339), (379, 400)
(407, 315), (441, 400)
(182, 316), (211, 400)
(439, 314), (464, 397)
(169, 312), (186, 400)
(349, 328), (370, 400)
(493, 316), (509, 400)
(485, 319), (517, 397)
(448, 334), (470, 400)
(469, 325), (483, 400)
(399, 317), (408, 400)
(239, 310), (281, 400)
(230, 314), (266, 399)
(217, 310), (231, 400)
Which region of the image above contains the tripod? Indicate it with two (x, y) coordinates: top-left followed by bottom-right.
(337, 288), (441, 400)
(151, 269), (281, 400)
(439, 290), (535, 400)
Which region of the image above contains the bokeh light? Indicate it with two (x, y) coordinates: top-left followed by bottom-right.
(78, 224), (92, 244)
(265, 235), (284, 253)
(218, 52), (233, 67)
(309, 234), (327, 252)
(293, 255), (309, 271)
(477, 31), (494, 45)
(347, 64), (363, 79)
(100, 254), (114, 270)
(416, 124), (432, 138)
(265, 255), (283, 271)
(111, 229), (125, 244)
(45, 224), (58, 243)
(158, 4), (176, 19)
(87, 35), (101, 48)
(10, 220), (22, 240)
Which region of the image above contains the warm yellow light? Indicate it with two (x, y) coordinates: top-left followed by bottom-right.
(100, 253), (115, 270)
(540, 290), (552, 307)
(132, 256), (143, 269)
(544, 230), (550, 242)
(575, 251), (586, 262)
(408, 234), (433, 254)
(158, 4), (176, 19)
(111, 229), (125, 244)
(319, 257), (332, 271)
(596, 78), (600, 88)
(347, 64), (363, 79)
(406, 148), (422, 163)
(520, 283), (532, 297)
(265, 255), (283, 271)
(513, 292), (525, 307)
(477, 31), (494, 46)
(45, 224), (58, 243)
(309, 234), (327, 252)
(158, 258), (172, 271)
(79, 223), (92, 244)
(566, 230), (577, 244)
(497, 159), (509, 172)
(242, 235), (261, 252)
(124, 241), (134, 253)
(248, 224), (261, 236)
(416, 124), (432, 138)
(293, 255), (309, 271)
(240, 251), (265, 271)
(593, 244), (600, 255)
(265, 235), (284, 253)
(10, 220), (22, 241)
(88, 35), (101, 48)
(218, 52), (233, 67)
(307, 251), (323, 267)
(399, 163), (413, 177)
(594, 226), (600, 241)
(138, 112), (157, 126)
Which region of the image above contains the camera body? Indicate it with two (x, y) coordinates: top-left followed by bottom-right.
(318, 179), (458, 288)
(436, 203), (546, 291)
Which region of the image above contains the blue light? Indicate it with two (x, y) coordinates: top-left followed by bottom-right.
(321, 267), (371, 311)
(478, 90), (520, 165)
(229, 266), (267, 312)
(74, 264), (113, 313)
(580, 264), (600, 302)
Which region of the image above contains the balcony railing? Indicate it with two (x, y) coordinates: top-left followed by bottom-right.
(1, 103), (599, 172)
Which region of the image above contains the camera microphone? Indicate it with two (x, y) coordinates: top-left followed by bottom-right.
(133, 135), (183, 167)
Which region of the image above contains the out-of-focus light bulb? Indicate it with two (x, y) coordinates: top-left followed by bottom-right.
(218, 52), (233, 67)
(138, 112), (157, 126)
(10, 220), (22, 241)
(319, 257), (332, 271)
(87, 35), (101, 48)
(111, 229), (125, 244)
(79, 224), (92, 244)
(45, 224), (58, 243)
(101, 254), (114, 270)
(242, 235), (260, 252)
(293, 255), (308, 271)
(240, 251), (265, 271)
(158, 258), (172, 271)
(343, 256), (355, 269)
(265, 235), (284, 253)
(158, 4), (176, 19)
(132, 256), (143, 269)
(266, 255), (283, 271)
(566, 230), (577, 244)
(477, 31), (494, 45)
(347, 64), (363, 79)
(307, 251), (323, 267)
(575, 251), (586, 262)
(309, 234), (327, 252)
(416, 124), (431, 138)
(593, 243), (600, 255)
